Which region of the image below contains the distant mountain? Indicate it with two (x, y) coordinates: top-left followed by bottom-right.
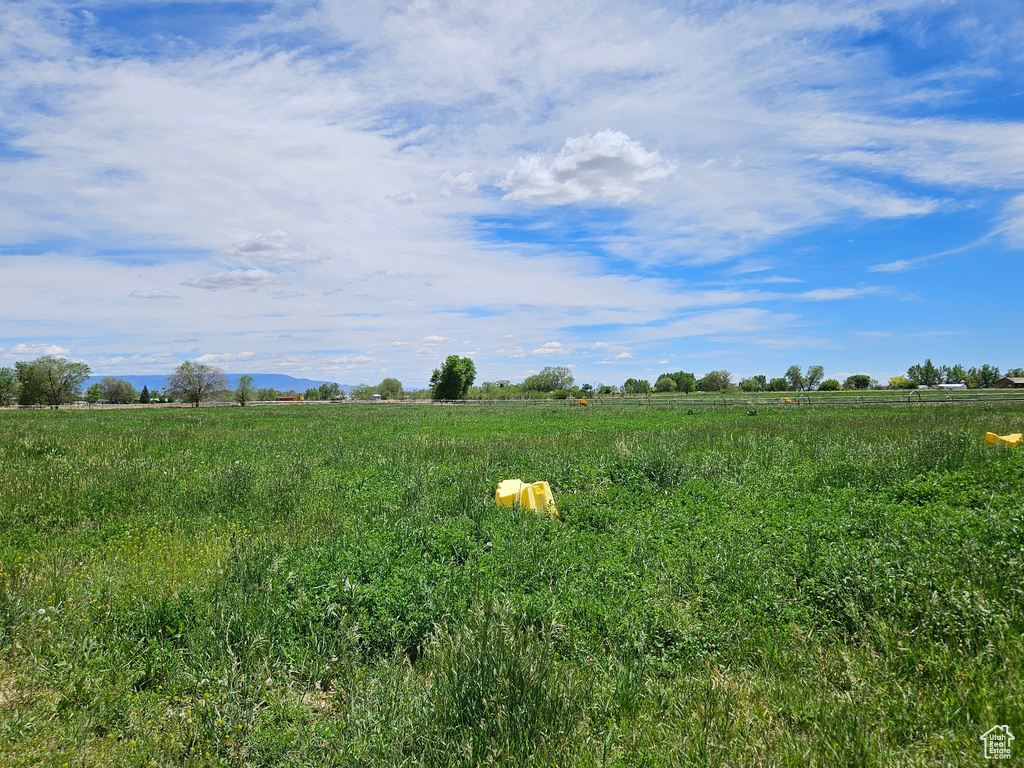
(85, 374), (355, 394)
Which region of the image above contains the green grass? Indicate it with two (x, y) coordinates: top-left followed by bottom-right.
(1, 403), (1022, 766)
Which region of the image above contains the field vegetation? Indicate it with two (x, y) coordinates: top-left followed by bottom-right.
(1, 403), (1022, 766)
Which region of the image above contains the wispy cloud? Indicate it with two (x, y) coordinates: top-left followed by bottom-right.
(128, 289), (182, 299)
(182, 269), (283, 291)
(0, 0), (1022, 383)
(222, 230), (327, 265)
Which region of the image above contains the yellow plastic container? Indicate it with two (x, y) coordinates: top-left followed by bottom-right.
(495, 479), (558, 518)
(985, 432), (1022, 447)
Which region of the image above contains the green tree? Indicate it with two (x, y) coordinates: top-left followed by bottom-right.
(318, 382), (342, 401)
(234, 375), (255, 406)
(668, 371), (696, 393)
(622, 378), (651, 395)
(99, 377), (138, 404)
(16, 356), (91, 407)
(1005, 367), (1024, 377)
(974, 364), (1001, 388)
(697, 370), (731, 392)
(0, 367), (16, 405)
(521, 366), (574, 392)
(805, 365), (825, 390)
(166, 360), (228, 407)
(785, 365), (805, 391)
(818, 379), (840, 391)
(654, 374), (677, 392)
(430, 356), (476, 400)
(256, 387), (280, 401)
(888, 376), (913, 389)
(378, 378), (404, 400)
(907, 359), (940, 387)
(139, 385), (151, 404)
(767, 377), (790, 392)
(844, 374), (871, 390)
(85, 383), (104, 404)
(942, 364), (967, 384)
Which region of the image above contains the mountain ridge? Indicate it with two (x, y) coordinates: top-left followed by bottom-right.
(85, 374), (354, 393)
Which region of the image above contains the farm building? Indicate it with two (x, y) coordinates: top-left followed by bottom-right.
(934, 383), (967, 390)
(994, 377), (1024, 389)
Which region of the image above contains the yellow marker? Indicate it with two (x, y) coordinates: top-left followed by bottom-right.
(985, 432), (1022, 447)
(496, 479), (558, 518)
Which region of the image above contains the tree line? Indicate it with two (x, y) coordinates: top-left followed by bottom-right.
(1, 354), (1020, 408)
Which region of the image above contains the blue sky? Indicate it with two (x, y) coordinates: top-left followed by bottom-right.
(0, 0), (1022, 388)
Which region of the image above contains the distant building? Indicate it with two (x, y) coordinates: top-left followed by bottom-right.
(994, 377), (1024, 389)
(935, 383), (967, 390)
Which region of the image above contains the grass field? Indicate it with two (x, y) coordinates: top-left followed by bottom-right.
(1, 403), (1022, 766)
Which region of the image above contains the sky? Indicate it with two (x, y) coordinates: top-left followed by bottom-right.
(1, 0), (1022, 389)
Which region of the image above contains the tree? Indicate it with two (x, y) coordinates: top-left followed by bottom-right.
(1006, 367), (1024, 377)
(805, 365), (825, 390)
(622, 378), (651, 395)
(844, 374), (871, 390)
(888, 376), (913, 389)
(99, 377), (138, 404)
(430, 355), (476, 400)
(942, 364), (967, 384)
(139, 385), (151, 404)
(166, 360), (228, 407)
(378, 378), (404, 400)
(907, 359), (940, 387)
(654, 374), (677, 392)
(785, 365), (805, 391)
(665, 371), (696, 393)
(16, 356), (91, 407)
(522, 366), (574, 392)
(234, 375), (255, 406)
(0, 367), (16, 405)
(974, 364), (1001, 388)
(85, 383), (104, 404)
(697, 370), (731, 392)
(318, 382), (342, 401)
(767, 377), (790, 392)
(818, 379), (840, 391)
(256, 387), (279, 401)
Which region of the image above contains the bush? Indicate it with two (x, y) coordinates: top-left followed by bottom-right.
(818, 379), (841, 391)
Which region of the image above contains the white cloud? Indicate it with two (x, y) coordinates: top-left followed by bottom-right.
(128, 289), (182, 299)
(797, 287), (882, 300)
(385, 191), (418, 205)
(222, 230), (327, 265)
(1002, 194), (1024, 247)
(532, 341), (573, 356)
(502, 130), (674, 205)
(181, 269), (283, 291)
(438, 171), (478, 197)
(4, 342), (71, 358)
(422, 335), (450, 343)
(332, 354), (375, 364)
(870, 259), (921, 273)
(496, 346), (526, 358)
(195, 351), (255, 365)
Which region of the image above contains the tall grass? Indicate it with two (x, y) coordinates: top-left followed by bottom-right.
(0, 403), (1022, 765)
